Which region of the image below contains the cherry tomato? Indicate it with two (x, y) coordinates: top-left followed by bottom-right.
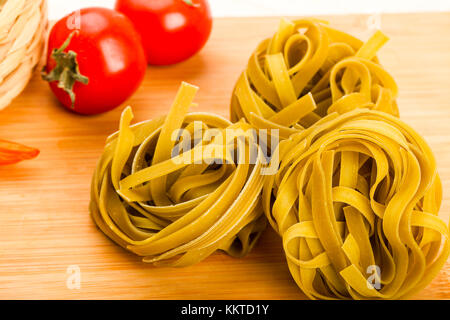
(0, 139), (39, 166)
(43, 7), (147, 115)
(116, 0), (213, 65)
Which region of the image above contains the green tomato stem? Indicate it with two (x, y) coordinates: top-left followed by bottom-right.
(41, 31), (89, 108)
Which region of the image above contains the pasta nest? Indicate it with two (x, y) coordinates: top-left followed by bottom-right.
(90, 83), (267, 267)
(231, 18), (399, 139)
(263, 108), (450, 299)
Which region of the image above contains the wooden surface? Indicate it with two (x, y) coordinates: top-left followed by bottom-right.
(1, 13), (450, 300)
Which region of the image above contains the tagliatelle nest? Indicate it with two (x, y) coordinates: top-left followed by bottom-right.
(90, 83), (267, 267)
(263, 108), (449, 299)
(0, 0), (48, 110)
(231, 18), (399, 137)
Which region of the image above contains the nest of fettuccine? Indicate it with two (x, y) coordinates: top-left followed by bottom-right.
(231, 18), (399, 138)
(90, 83), (267, 267)
(263, 108), (449, 299)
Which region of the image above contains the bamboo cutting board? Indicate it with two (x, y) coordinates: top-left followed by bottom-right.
(0, 13), (449, 300)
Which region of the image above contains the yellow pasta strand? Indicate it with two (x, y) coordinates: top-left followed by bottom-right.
(231, 18), (400, 132)
(90, 82), (267, 267)
(263, 108), (449, 300)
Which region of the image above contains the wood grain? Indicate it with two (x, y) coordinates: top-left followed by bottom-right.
(0, 13), (449, 300)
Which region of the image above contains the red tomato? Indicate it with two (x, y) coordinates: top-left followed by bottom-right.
(116, 0), (213, 65)
(43, 7), (147, 115)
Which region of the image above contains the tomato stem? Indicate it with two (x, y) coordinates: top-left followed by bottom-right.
(182, 0), (200, 7)
(42, 31), (89, 109)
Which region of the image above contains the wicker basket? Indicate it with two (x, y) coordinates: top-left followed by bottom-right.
(0, 0), (48, 110)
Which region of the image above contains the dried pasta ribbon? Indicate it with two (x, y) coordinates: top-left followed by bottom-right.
(90, 82), (267, 267)
(231, 18), (399, 133)
(263, 108), (449, 300)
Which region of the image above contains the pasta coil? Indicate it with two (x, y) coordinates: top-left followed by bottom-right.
(90, 82), (267, 267)
(263, 109), (449, 299)
(231, 18), (399, 134)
